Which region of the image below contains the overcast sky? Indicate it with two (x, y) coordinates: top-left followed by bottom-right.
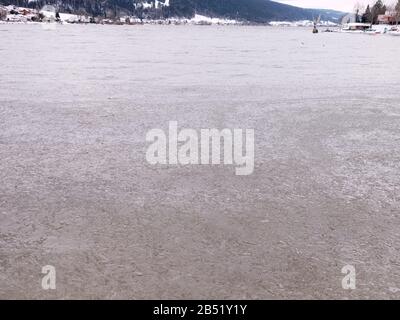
(275, 0), (394, 12)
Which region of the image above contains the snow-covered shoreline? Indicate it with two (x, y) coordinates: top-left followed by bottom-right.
(2, 4), (399, 34)
(0, 5), (339, 27)
(0, 5), (242, 25)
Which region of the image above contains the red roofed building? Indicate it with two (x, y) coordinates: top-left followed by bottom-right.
(378, 11), (398, 25)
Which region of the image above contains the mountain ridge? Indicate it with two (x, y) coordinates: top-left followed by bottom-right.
(0, 0), (345, 22)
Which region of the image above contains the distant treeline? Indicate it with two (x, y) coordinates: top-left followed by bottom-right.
(1, 0), (159, 18)
(0, 0), (344, 22)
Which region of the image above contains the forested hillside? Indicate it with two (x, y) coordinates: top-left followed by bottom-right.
(0, 0), (344, 22)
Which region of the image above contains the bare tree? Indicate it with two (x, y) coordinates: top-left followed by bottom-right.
(354, 2), (365, 22)
(396, 0), (400, 24)
(0, 7), (7, 21)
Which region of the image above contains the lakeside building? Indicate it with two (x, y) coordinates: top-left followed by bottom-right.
(378, 11), (398, 25)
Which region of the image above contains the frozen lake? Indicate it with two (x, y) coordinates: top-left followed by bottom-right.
(1, 24), (400, 299)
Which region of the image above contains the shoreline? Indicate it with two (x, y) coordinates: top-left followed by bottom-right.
(0, 5), (338, 27)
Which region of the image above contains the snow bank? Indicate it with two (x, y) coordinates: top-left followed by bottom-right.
(270, 20), (338, 27)
(189, 14), (239, 25)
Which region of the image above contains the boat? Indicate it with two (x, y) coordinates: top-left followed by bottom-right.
(388, 27), (400, 36)
(364, 28), (381, 35)
(340, 23), (371, 33)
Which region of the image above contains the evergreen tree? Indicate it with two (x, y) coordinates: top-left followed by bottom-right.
(371, 0), (387, 24)
(362, 5), (372, 23)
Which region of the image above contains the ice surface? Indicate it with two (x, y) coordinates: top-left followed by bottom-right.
(0, 24), (400, 299)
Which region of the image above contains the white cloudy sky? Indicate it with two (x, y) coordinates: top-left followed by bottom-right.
(275, 0), (393, 12)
